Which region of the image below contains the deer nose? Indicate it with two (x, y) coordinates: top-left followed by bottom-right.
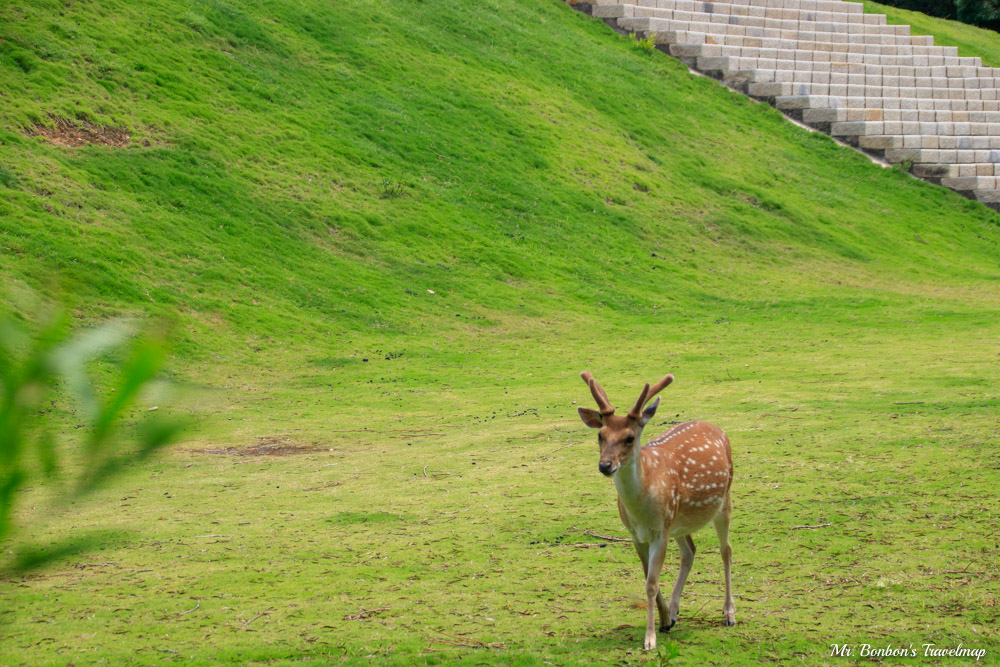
(598, 461), (613, 476)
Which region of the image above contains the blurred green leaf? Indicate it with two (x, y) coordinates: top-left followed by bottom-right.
(88, 333), (166, 454)
(35, 430), (58, 478)
(50, 318), (132, 422)
(0, 300), (183, 574)
(0, 469), (25, 542)
(136, 416), (187, 457)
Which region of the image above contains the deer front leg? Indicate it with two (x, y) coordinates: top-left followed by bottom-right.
(643, 537), (668, 650)
(667, 535), (696, 629)
(714, 494), (736, 626)
(633, 541), (671, 631)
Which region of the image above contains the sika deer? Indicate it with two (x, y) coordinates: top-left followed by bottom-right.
(577, 371), (735, 650)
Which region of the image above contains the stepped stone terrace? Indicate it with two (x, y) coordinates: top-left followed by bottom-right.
(571, 0), (1000, 209)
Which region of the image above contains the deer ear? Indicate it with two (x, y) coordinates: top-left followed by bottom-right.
(578, 407), (603, 429)
(639, 397), (660, 427)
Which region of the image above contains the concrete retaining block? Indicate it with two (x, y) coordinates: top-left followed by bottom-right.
(572, 0), (1000, 202)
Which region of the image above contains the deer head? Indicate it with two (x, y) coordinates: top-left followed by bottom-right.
(577, 371), (674, 476)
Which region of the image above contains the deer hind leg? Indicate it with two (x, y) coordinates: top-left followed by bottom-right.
(643, 538), (668, 650)
(667, 535), (695, 630)
(713, 493), (736, 627)
(633, 541), (670, 632)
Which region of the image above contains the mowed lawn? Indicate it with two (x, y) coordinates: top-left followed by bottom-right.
(6, 308), (999, 665)
(1, 0), (999, 664)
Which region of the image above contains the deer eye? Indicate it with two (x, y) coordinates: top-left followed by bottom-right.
(625, 435), (635, 444)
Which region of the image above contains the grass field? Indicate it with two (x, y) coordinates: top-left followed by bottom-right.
(864, 0), (1000, 67)
(1, 0), (999, 664)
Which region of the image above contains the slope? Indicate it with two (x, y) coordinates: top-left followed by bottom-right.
(866, 0), (1000, 66)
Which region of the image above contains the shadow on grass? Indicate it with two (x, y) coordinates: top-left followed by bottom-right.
(2, 529), (125, 576)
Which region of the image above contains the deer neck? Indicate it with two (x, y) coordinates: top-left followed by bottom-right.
(613, 439), (647, 507)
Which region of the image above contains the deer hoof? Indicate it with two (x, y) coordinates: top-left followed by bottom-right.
(660, 620), (676, 632)
(723, 619), (736, 627)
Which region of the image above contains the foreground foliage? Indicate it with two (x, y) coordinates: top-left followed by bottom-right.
(0, 301), (180, 573)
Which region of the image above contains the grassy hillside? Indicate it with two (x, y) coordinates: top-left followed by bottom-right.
(1, 0), (999, 664)
(864, 0), (1000, 66)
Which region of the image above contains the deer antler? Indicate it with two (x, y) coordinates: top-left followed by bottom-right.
(580, 371), (615, 415)
(627, 374), (674, 419)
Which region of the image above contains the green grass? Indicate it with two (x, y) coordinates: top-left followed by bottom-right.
(864, 0), (1000, 66)
(2, 0), (1000, 664)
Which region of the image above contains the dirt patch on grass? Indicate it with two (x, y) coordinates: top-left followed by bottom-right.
(29, 117), (131, 148)
(195, 436), (319, 457)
